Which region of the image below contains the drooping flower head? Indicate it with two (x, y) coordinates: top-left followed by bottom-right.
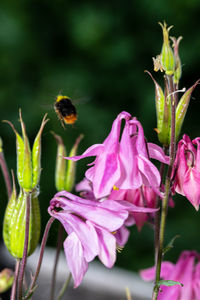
(65, 112), (169, 199)
(173, 134), (200, 210)
(140, 250), (200, 300)
(48, 191), (158, 287)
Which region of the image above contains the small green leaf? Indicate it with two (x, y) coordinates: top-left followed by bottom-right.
(157, 280), (183, 287)
(163, 235), (180, 255)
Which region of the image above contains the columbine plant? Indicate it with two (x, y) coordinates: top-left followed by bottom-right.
(0, 21), (199, 300)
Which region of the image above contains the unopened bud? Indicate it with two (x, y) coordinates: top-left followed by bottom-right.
(3, 180), (41, 258)
(53, 133), (83, 192)
(171, 36), (183, 85)
(159, 22), (175, 76)
(0, 269), (14, 293)
(4, 111), (48, 191)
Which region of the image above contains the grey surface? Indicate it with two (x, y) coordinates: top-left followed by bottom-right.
(0, 244), (152, 300)
(27, 247), (152, 300)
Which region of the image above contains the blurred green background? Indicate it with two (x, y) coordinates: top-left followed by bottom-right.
(1, 0), (200, 273)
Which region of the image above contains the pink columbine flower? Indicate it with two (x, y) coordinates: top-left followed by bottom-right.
(48, 191), (158, 287)
(140, 250), (200, 300)
(173, 134), (200, 210)
(65, 111), (169, 199)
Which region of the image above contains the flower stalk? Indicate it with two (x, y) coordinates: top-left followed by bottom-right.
(152, 75), (177, 300)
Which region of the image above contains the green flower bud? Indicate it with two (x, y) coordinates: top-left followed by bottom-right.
(32, 114), (49, 187)
(159, 22), (175, 76)
(175, 80), (200, 141)
(171, 36), (183, 85)
(53, 133), (83, 192)
(145, 71), (171, 146)
(53, 132), (67, 191)
(4, 112), (48, 191)
(3, 175), (41, 258)
(0, 269), (14, 293)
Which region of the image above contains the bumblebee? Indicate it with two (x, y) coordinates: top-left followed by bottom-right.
(54, 95), (77, 127)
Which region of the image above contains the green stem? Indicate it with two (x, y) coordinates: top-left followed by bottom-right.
(11, 259), (20, 300)
(50, 224), (64, 300)
(56, 273), (71, 300)
(0, 151), (12, 198)
(23, 217), (55, 300)
(154, 158), (166, 263)
(152, 75), (177, 300)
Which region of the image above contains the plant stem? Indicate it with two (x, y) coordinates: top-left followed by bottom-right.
(50, 224), (64, 300)
(152, 75), (177, 300)
(56, 273), (71, 300)
(0, 151), (12, 198)
(23, 217), (55, 300)
(11, 259), (20, 300)
(17, 191), (31, 300)
(154, 158), (166, 263)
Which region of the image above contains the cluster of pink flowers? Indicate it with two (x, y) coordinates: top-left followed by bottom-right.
(48, 111), (200, 291)
(49, 111), (170, 287)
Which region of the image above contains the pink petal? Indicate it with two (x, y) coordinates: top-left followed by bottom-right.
(137, 155), (161, 189)
(95, 225), (116, 268)
(92, 152), (121, 198)
(148, 143), (170, 164)
(115, 226), (130, 247)
(64, 143), (104, 161)
(183, 168), (200, 210)
(64, 233), (88, 288)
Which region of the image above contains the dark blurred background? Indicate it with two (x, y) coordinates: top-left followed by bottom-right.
(0, 0), (200, 275)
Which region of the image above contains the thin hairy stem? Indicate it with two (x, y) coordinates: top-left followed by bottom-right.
(11, 259), (20, 300)
(0, 151), (12, 198)
(23, 217), (55, 300)
(56, 273), (71, 300)
(50, 224), (64, 300)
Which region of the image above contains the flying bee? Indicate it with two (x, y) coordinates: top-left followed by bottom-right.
(54, 95), (77, 128)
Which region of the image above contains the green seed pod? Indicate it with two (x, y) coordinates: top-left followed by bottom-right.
(4, 112), (48, 191)
(3, 181), (41, 258)
(53, 133), (83, 192)
(32, 114), (49, 187)
(171, 36), (183, 85)
(159, 22), (175, 76)
(53, 132), (67, 191)
(175, 80), (200, 141)
(65, 134), (83, 192)
(145, 71), (170, 146)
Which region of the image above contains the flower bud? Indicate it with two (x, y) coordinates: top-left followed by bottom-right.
(145, 71), (171, 146)
(4, 111), (48, 191)
(0, 269), (14, 293)
(53, 133), (83, 192)
(3, 175), (41, 258)
(159, 22), (175, 76)
(53, 132), (67, 191)
(171, 36), (183, 85)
